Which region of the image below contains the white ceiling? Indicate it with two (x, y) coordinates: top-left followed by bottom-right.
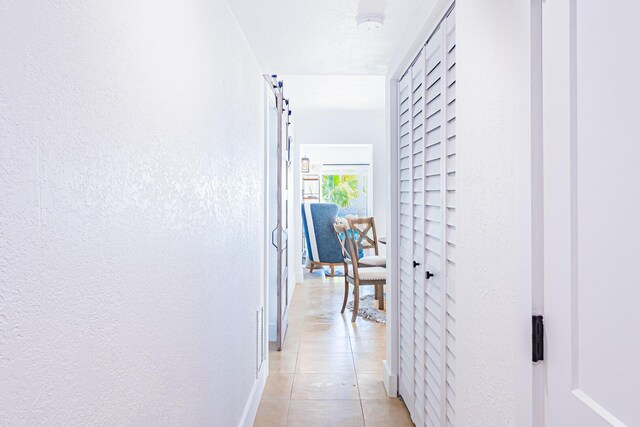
(226, 0), (436, 75)
(281, 75), (385, 110)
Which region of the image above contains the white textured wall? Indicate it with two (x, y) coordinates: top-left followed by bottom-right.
(456, 0), (531, 425)
(0, 1), (265, 425)
(293, 110), (386, 145)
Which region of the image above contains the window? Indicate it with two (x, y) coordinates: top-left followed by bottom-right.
(320, 165), (370, 217)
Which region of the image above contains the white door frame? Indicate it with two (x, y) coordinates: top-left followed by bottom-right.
(514, 1), (544, 425)
(383, 74), (400, 397)
(386, 2), (542, 426)
(527, 1), (544, 425)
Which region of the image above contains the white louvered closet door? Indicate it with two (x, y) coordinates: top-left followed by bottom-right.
(397, 5), (456, 427)
(410, 51), (426, 427)
(397, 71), (415, 419)
(443, 10), (456, 426)
(423, 22), (445, 427)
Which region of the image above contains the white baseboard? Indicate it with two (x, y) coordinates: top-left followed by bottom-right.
(239, 365), (268, 427)
(382, 359), (398, 397)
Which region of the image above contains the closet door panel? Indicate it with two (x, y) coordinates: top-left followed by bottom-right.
(422, 23), (445, 427)
(443, 9), (457, 426)
(397, 72), (415, 418)
(410, 51), (426, 427)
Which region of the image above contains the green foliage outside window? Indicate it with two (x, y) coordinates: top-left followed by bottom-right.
(321, 175), (359, 208)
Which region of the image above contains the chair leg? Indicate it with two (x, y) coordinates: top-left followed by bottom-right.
(341, 281), (349, 313)
(351, 284), (359, 322)
(374, 285), (380, 300)
(309, 262), (314, 273)
(377, 285), (385, 311)
(330, 265), (335, 276)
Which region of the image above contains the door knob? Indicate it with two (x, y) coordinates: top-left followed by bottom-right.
(413, 261), (420, 268)
(425, 271), (434, 279)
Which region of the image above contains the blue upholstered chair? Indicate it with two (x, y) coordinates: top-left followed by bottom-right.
(301, 203), (344, 276)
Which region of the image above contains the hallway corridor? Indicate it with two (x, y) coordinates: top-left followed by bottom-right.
(254, 273), (413, 426)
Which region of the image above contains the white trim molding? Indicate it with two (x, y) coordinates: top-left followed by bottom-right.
(383, 70), (400, 399)
(239, 364), (268, 427)
(383, 359), (398, 397)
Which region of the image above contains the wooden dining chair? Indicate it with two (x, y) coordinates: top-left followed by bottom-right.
(337, 225), (386, 322)
(347, 217), (386, 267)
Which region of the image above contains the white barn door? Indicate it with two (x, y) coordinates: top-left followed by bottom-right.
(397, 6), (456, 426)
(543, 1), (640, 425)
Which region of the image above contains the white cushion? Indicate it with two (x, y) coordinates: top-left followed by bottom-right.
(347, 265), (387, 281)
(358, 255), (386, 267)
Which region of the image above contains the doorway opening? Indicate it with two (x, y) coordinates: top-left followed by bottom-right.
(298, 144), (375, 271)
(257, 74), (406, 425)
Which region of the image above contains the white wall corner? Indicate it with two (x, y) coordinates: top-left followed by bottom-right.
(383, 359), (398, 397)
(239, 365), (268, 427)
(268, 322), (277, 341)
(387, 0), (455, 80)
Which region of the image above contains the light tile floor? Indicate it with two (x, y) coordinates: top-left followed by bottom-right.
(254, 271), (414, 427)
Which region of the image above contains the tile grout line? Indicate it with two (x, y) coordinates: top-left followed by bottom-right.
(259, 275), (389, 426)
(348, 317), (368, 426)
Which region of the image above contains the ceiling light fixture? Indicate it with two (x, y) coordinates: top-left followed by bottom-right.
(356, 13), (385, 30)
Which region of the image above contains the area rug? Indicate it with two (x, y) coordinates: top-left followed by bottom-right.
(346, 294), (386, 324)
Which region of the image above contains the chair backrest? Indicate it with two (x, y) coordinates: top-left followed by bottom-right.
(342, 225), (363, 277)
(301, 203), (343, 264)
(347, 217), (379, 255)
(334, 224), (351, 265)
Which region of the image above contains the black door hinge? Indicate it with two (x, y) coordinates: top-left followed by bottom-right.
(532, 315), (544, 362)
